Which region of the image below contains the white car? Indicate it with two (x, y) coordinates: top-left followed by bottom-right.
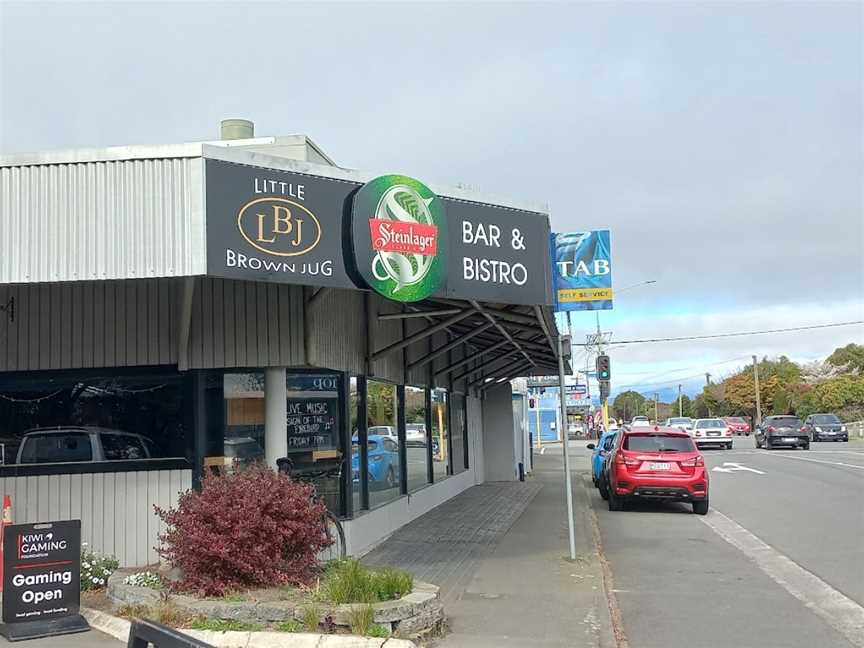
(404, 423), (427, 447)
(665, 417), (693, 432)
(691, 418), (733, 450)
(368, 426), (398, 440)
(630, 416), (652, 428)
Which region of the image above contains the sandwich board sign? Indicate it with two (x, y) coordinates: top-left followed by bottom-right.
(1, 520), (89, 641)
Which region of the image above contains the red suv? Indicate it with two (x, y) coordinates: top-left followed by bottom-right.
(601, 427), (709, 515)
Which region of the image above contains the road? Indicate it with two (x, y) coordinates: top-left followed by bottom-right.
(580, 436), (864, 648)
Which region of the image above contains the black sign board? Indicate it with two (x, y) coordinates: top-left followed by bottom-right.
(206, 159), (553, 306)
(1, 520), (88, 641)
(205, 159), (358, 289)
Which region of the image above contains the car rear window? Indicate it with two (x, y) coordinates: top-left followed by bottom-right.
(624, 434), (695, 452)
(768, 417), (803, 427)
(696, 419), (725, 428)
(100, 433), (148, 460)
(727, 417), (745, 423)
(812, 414), (840, 424)
(19, 432), (92, 463)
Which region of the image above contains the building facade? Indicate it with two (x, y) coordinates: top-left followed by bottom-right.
(0, 127), (561, 563)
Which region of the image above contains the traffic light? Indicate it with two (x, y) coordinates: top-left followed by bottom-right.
(599, 381), (610, 400)
(596, 355), (611, 381)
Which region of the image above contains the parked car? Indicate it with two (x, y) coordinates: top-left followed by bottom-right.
(630, 416), (651, 428)
(664, 417), (693, 431)
(602, 426), (709, 515)
(352, 434), (399, 490)
(16, 427), (156, 464)
(405, 423), (427, 447)
(586, 430), (617, 488)
(368, 425), (398, 440)
(755, 416), (809, 450)
(691, 418), (733, 450)
(803, 413), (848, 442)
(724, 417), (750, 436)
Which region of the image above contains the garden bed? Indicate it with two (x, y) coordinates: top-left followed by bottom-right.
(106, 562), (444, 641)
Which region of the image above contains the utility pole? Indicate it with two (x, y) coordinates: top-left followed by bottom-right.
(752, 355), (762, 427)
(654, 392), (659, 423)
(557, 334), (577, 561)
(678, 384), (683, 417)
(596, 313), (609, 431)
(705, 373), (712, 416)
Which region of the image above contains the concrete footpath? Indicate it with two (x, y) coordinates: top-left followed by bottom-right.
(363, 447), (618, 647)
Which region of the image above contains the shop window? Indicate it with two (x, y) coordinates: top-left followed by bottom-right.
(0, 370), (189, 471)
(366, 380), (400, 508)
(286, 372), (343, 515)
(405, 386), (428, 492)
(450, 393), (468, 475)
(431, 388), (450, 481)
(223, 372), (265, 471)
(350, 377), (361, 514)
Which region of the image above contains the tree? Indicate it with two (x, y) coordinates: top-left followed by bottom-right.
(827, 343), (864, 375)
(612, 391), (646, 421)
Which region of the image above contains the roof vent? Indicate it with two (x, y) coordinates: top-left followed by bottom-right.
(220, 119), (254, 141)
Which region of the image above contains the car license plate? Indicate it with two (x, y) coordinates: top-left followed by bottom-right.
(827, 431), (836, 435)
(708, 431), (720, 437)
(783, 437), (797, 442)
(650, 462), (671, 471)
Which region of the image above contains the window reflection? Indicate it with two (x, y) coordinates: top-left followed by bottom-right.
(0, 372), (188, 466)
(432, 388), (450, 481)
(223, 372), (266, 472)
(365, 380), (400, 508)
(405, 386), (428, 492)
(451, 393), (467, 475)
(350, 377), (360, 514)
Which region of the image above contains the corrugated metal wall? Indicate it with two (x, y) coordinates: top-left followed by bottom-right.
(0, 158), (205, 284)
(0, 469), (192, 567)
(306, 288), (365, 376)
(0, 278), (305, 372)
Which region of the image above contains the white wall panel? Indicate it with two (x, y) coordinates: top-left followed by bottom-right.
(0, 469), (191, 567)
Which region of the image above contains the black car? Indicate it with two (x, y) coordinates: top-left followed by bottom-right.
(755, 416), (809, 450)
(803, 413), (848, 442)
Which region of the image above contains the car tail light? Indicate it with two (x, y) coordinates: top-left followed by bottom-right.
(615, 453), (640, 467)
(725, 430), (732, 436)
(800, 426), (808, 433)
(767, 426), (776, 433)
(680, 456), (704, 467)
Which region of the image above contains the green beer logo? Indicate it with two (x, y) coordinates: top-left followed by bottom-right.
(352, 175), (446, 302)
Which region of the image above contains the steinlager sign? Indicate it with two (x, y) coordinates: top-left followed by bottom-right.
(351, 175), (447, 302)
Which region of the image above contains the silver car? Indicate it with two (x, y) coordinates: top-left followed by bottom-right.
(691, 418), (733, 450)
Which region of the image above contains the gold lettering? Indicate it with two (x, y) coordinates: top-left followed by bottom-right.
(257, 213), (276, 243)
(293, 219), (303, 246)
(272, 205), (293, 236)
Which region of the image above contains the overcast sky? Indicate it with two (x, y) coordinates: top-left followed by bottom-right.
(1, 1), (861, 397)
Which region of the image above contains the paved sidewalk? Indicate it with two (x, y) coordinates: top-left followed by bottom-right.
(362, 453), (617, 647)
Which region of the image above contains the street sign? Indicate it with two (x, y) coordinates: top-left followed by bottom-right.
(568, 398), (591, 407)
(1, 520), (88, 641)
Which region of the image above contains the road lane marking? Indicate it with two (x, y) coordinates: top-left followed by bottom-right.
(762, 454), (864, 470)
(701, 510), (864, 648)
(711, 462), (765, 474)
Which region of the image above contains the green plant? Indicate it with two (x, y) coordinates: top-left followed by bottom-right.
(301, 603), (321, 632)
(123, 571), (163, 589)
(348, 604), (376, 636)
(116, 604), (151, 619)
(189, 618), (263, 632)
(322, 559), (413, 604)
(80, 544), (119, 591)
(275, 619), (303, 633)
(373, 567), (413, 601)
(368, 623), (391, 638)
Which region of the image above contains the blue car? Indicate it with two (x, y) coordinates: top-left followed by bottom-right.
(352, 434), (400, 490)
(587, 431), (617, 488)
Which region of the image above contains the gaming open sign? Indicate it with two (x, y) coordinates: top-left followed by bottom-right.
(1, 520), (89, 641)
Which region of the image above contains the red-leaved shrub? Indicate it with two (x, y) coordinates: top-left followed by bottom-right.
(155, 465), (332, 596)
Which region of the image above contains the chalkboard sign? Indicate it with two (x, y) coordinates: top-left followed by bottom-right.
(1, 520), (89, 641)
(286, 397), (338, 451)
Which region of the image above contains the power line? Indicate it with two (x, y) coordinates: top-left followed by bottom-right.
(598, 321), (862, 346)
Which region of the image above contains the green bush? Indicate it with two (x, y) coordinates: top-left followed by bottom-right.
(275, 620), (303, 633)
(301, 603), (321, 632)
(368, 623), (391, 638)
(80, 544), (119, 591)
(322, 560), (413, 604)
(189, 618), (262, 632)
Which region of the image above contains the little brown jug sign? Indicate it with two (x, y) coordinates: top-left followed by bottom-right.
(1, 520), (89, 641)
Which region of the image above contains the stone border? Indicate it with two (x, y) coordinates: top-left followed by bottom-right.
(83, 606), (418, 648)
(107, 570), (444, 640)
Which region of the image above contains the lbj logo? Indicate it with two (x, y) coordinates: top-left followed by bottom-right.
(237, 198), (321, 257)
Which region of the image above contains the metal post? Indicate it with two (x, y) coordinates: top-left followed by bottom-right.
(557, 335), (577, 561)
(678, 384), (683, 417)
(752, 355), (762, 426)
(654, 393), (659, 423)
